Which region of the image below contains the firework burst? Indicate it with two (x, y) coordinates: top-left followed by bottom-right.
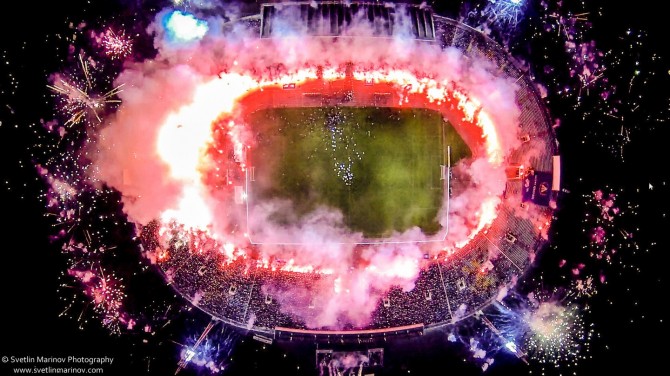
(582, 188), (640, 271)
(101, 29), (132, 60)
(176, 321), (238, 374)
(464, 0), (527, 43)
(484, 286), (595, 374)
(486, 0), (526, 27)
(47, 53), (123, 127)
(524, 300), (592, 373)
(60, 265), (127, 334)
(530, 1), (668, 161)
(88, 267), (127, 332)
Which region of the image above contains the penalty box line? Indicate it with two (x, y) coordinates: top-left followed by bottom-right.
(243, 145), (451, 246)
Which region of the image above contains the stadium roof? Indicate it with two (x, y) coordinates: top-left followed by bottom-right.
(260, 1), (435, 40)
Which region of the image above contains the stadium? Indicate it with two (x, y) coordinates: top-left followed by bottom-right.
(141, 0), (560, 352)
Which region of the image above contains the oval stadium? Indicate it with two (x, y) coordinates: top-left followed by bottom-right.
(141, 1), (560, 346)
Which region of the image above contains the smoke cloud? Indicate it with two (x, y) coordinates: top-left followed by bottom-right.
(91, 5), (524, 328)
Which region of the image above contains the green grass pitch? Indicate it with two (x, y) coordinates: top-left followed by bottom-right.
(248, 107), (470, 238)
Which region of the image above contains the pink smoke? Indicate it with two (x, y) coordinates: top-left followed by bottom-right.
(89, 9), (526, 328)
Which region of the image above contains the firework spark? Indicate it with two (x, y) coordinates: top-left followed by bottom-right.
(486, 0), (526, 26)
(102, 29), (132, 60)
(62, 265), (127, 334)
(481, 286), (595, 374)
(47, 54), (123, 127)
(583, 188), (639, 272)
(20, 1), (663, 374)
(177, 322), (238, 374)
(524, 300), (593, 373)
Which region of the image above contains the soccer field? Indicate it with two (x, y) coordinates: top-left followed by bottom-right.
(248, 106), (471, 238)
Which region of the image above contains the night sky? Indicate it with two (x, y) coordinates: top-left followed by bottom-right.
(0, 1), (668, 375)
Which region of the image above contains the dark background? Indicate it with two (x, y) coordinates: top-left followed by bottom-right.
(0, 1), (667, 375)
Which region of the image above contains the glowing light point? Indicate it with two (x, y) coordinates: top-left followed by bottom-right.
(505, 341), (517, 353)
(485, 0), (526, 26)
(164, 10), (209, 43)
(184, 349), (195, 362)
